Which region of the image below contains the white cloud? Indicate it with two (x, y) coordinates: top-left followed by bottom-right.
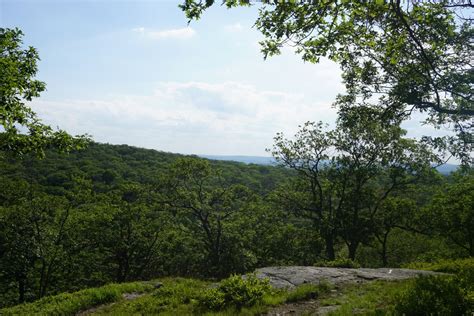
(224, 22), (243, 32)
(30, 82), (336, 156)
(29, 81), (447, 156)
(132, 27), (196, 40)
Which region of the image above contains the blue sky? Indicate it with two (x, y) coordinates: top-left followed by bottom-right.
(1, 0), (445, 156)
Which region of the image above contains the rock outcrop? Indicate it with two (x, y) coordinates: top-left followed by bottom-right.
(255, 266), (441, 288)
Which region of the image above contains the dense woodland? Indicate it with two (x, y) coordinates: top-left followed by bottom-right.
(0, 142), (472, 307)
(1, 0), (473, 313)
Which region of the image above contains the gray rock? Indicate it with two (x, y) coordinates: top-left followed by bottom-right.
(255, 266), (442, 289)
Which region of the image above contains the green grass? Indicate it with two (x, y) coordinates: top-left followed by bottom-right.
(321, 280), (409, 316)
(93, 278), (210, 315)
(200, 282), (331, 316)
(285, 282), (331, 303)
(83, 278), (332, 315)
(0, 281), (154, 316)
(6, 275), (421, 316)
(319, 259), (474, 316)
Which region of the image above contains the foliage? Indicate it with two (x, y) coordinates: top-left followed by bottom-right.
(271, 107), (439, 260)
(0, 28), (89, 157)
(0, 143), (292, 307)
(404, 258), (474, 298)
(0, 142), (469, 309)
(0, 281), (153, 316)
(198, 274), (272, 310)
(160, 157), (259, 277)
(421, 170), (474, 256)
(180, 1), (474, 164)
(404, 258), (474, 274)
(394, 275), (472, 316)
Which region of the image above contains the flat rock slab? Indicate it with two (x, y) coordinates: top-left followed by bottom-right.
(255, 266), (441, 289)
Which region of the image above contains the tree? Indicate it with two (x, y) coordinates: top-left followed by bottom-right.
(423, 170), (474, 256)
(0, 28), (89, 157)
(373, 196), (416, 266)
(270, 106), (439, 260)
(160, 157), (255, 276)
(102, 184), (162, 283)
(180, 1), (473, 164)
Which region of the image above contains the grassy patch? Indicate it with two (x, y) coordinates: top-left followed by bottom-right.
(93, 278), (210, 315)
(201, 282), (331, 316)
(87, 276), (332, 316)
(321, 280), (409, 315)
(285, 282), (331, 303)
(0, 281), (154, 316)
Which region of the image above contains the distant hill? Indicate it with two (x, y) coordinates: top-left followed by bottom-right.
(199, 155), (276, 165)
(435, 163), (459, 174)
(199, 155), (459, 174)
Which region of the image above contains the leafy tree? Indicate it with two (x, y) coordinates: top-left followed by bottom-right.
(270, 107), (439, 260)
(373, 196), (416, 266)
(102, 184), (163, 282)
(180, 1), (473, 163)
(0, 28), (89, 157)
(160, 157), (255, 276)
(0, 186), (76, 302)
(423, 170), (474, 256)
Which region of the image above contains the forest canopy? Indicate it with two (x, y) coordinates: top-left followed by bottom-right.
(0, 1), (472, 313)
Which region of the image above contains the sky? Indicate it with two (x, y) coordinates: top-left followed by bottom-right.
(1, 0), (448, 156)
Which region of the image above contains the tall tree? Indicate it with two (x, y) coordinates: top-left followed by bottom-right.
(271, 107), (439, 260)
(181, 1), (473, 164)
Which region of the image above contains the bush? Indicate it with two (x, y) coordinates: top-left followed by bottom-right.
(394, 275), (472, 315)
(314, 258), (360, 268)
(198, 274), (272, 310)
(405, 258), (474, 295)
(404, 258), (474, 275)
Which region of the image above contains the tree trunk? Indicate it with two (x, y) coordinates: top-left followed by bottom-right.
(325, 236), (335, 260)
(347, 241), (359, 261)
(18, 276), (25, 304)
(381, 230), (390, 267)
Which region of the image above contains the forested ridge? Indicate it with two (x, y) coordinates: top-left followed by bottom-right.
(1, 1), (473, 313)
(0, 142), (472, 308)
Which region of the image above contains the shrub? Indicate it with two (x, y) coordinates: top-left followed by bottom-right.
(404, 258), (474, 275)
(314, 258), (360, 268)
(405, 258), (474, 296)
(394, 275), (472, 315)
(198, 274), (272, 310)
(197, 288), (226, 310)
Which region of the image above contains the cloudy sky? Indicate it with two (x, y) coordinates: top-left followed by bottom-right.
(2, 0), (445, 156)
